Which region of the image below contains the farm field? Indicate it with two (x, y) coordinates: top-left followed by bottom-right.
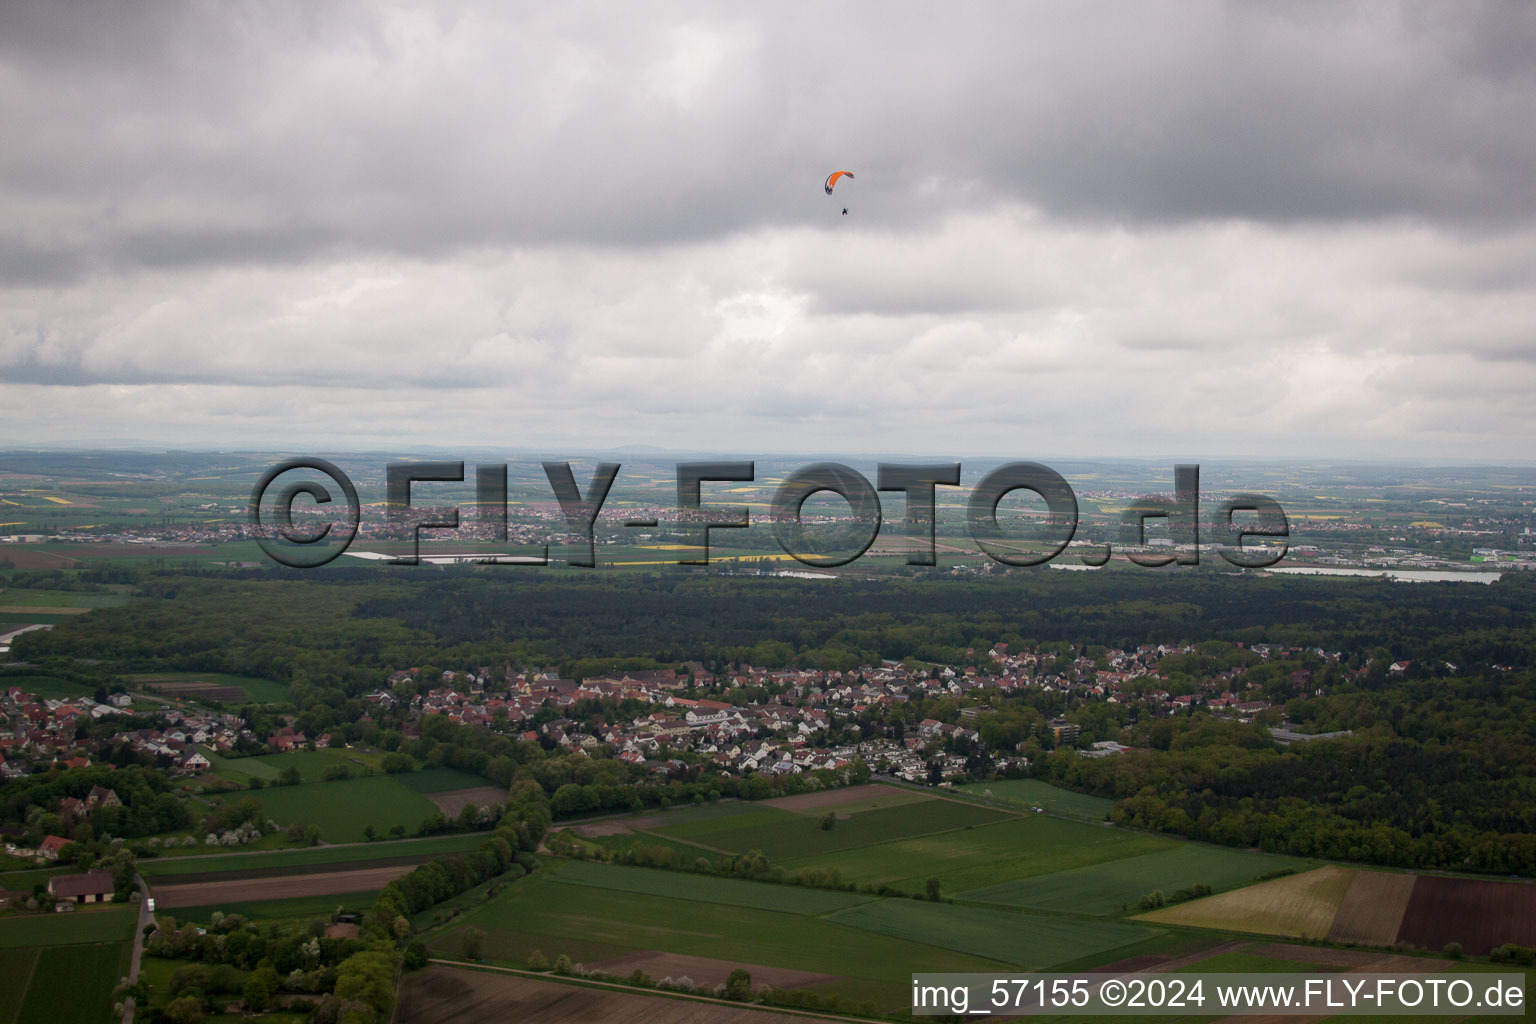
(1172, 949), (1350, 973)
(250, 747), (386, 779)
(1135, 866), (1357, 939)
(393, 767), (496, 793)
(251, 774), (443, 842)
(140, 832), (488, 877)
(959, 843), (1309, 916)
(553, 859), (874, 915)
(649, 797), (1011, 862)
(151, 864), (412, 908)
(0, 588), (128, 609)
(0, 949), (30, 1024)
(1393, 874), (1536, 955)
(956, 779), (1117, 821)
(0, 867), (66, 890)
(169, 890), (382, 924)
(567, 829), (724, 866)
(397, 964), (843, 1024)
(823, 898), (1158, 968)
(426, 863), (1028, 1010)
(0, 907), (137, 946)
(1129, 863), (1536, 956)
(14, 942), (124, 1024)
(0, 909), (135, 1024)
(780, 814), (1173, 894)
(1327, 869), (1417, 946)
(0, 673), (96, 700)
(580, 799), (760, 834)
(760, 783), (934, 816)
(129, 671), (289, 703)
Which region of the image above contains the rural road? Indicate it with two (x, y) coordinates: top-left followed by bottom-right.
(121, 874), (152, 1024)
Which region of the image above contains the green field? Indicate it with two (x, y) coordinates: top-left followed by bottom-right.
(781, 814), (1173, 893)
(205, 748), (400, 785)
(246, 774), (441, 842)
(0, 868), (67, 891)
(0, 948), (34, 1024)
(203, 747), (280, 780)
(0, 612), (74, 626)
(957, 779), (1117, 821)
(426, 866), (1017, 1010)
(0, 911), (135, 1024)
(251, 747), (384, 778)
(0, 908), (137, 947)
(553, 859), (875, 915)
(651, 798), (1011, 862)
(15, 943), (124, 1024)
(959, 844), (1310, 915)
(0, 589), (128, 608)
(774, 786), (935, 816)
(573, 829), (724, 865)
(0, 673), (96, 700)
(391, 766), (494, 793)
(425, 859), (1168, 1011)
(140, 832), (488, 877)
(169, 890), (382, 925)
(824, 898), (1159, 967)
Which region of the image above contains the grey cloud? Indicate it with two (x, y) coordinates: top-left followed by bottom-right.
(2, 2), (1535, 282)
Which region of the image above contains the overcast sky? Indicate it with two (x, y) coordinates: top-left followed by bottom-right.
(3, 1), (1535, 461)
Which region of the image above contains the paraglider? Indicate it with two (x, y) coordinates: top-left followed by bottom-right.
(825, 170), (853, 215)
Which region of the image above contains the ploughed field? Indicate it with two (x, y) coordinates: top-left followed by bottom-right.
(151, 863), (416, 908)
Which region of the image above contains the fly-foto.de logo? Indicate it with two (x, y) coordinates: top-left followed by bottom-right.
(248, 459), (1288, 571)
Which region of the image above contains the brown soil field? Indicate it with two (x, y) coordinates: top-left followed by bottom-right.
(151, 864), (414, 908)
(1394, 875), (1536, 955)
(398, 965), (839, 1024)
(583, 951), (839, 990)
(1326, 870), (1416, 946)
(143, 681), (246, 702)
(429, 787), (510, 817)
(761, 784), (929, 814)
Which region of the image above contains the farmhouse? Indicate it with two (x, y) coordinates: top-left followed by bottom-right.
(47, 871), (116, 903)
(38, 834), (70, 860)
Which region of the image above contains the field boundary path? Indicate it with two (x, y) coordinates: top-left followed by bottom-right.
(121, 874), (152, 1024)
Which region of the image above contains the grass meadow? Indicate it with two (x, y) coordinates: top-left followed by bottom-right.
(229, 774), (442, 843)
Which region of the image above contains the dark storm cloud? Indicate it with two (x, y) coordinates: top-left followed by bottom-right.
(2, 1), (1534, 281)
